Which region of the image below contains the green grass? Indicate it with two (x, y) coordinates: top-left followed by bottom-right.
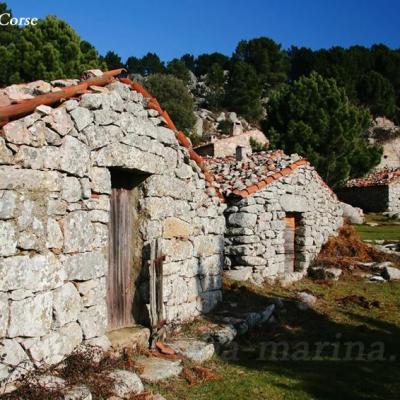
(150, 278), (400, 400)
(355, 213), (400, 241)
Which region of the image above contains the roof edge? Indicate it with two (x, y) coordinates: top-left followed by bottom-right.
(230, 159), (310, 198)
(0, 70), (224, 201)
(0, 69), (126, 126)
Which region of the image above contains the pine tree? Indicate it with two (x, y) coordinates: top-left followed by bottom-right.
(166, 59), (191, 84)
(233, 37), (290, 93)
(357, 71), (396, 117)
(224, 61), (263, 122)
(263, 72), (382, 188)
(103, 51), (124, 70)
(0, 9), (105, 85)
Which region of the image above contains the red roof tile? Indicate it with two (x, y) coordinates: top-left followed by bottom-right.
(206, 150), (310, 197)
(345, 169), (400, 187)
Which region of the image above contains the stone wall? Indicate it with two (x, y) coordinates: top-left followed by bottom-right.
(388, 182), (400, 212)
(377, 137), (400, 170)
(224, 166), (342, 284)
(0, 81), (225, 376)
(337, 186), (389, 213)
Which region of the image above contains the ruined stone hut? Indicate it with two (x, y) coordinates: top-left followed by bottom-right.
(207, 150), (343, 284)
(338, 169), (400, 213)
(194, 129), (268, 158)
(0, 69), (226, 373)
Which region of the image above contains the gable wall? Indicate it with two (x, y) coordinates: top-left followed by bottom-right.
(224, 166), (342, 284)
(388, 182), (400, 212)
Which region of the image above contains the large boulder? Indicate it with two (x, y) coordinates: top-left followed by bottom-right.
(341, 202), (364, 224)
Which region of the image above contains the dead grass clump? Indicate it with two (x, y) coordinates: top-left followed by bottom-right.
(319, 225), (377, 261)
(336, 295), (381, 309)
(1, 369), (65, 400)
(182, 365), (220, 386)
(1, 346), (144, 400)
(316, 224), (400, 269)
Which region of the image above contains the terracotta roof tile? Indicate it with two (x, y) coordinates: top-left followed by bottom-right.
(206, 150), (309, 197)
(345, 168), (400, 187)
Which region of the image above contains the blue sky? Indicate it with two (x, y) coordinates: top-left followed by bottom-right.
(5, 0), (400, 61)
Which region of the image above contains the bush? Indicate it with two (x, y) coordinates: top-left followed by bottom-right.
(217, 120), (233, 134)
(250, 137), (267, 152)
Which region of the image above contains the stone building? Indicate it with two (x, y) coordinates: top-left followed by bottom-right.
(368, 117), (400, 170)
(338, 169), (400, 213)
(207, 150), (343, 284)
(194, 129), (268, 158)
(0, 69), (344, 383)
(0, 70), (226, 376)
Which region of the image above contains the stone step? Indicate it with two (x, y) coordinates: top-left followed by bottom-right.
(136, 356), (183, 382)
(168, 339), (215, 363)
(107, 325), (150, 350)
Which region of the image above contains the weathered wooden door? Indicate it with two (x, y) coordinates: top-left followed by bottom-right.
(107, 188), (134, 330)
(284, 215), (296, 273)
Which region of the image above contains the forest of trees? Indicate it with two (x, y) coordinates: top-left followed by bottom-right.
(99, 38), (400, 125)
(0, 1), (398, 186)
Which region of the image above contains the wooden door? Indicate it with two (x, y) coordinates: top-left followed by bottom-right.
(284, 215), (296, 273)
(107, 188), (134, 330)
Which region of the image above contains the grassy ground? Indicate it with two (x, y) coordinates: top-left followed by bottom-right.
(355, 213), (400, 241)
(151, 278), (400, 400)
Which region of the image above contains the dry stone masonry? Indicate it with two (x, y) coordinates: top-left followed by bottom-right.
(0, 70), (344, 387)
(338, 169), (400, 214)
(0, 75), (225, 383)
(208, 151), (343, 284)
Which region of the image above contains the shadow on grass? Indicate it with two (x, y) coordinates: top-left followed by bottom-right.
(203, 283), (400, 400)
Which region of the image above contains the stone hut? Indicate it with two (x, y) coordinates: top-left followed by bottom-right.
(194, 129), (268, 158)
(0, 70), (226, 376)
(338, 169), (400, 213)
(207, 150), (343, 284)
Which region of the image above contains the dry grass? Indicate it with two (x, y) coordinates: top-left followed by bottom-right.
(315, 224), (400, 269)
(2, 346), (146, 400)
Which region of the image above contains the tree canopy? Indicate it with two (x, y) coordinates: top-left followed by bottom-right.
(233, 37), (290, 93)
(224, 61), (263, 122)
(166, 59), (191, 84)
(263, 72), (382, 188)
(289, 44), (400, 121)
(356, 70), (396, 117)
(103, 51), (124, 70)
(0, 9), (105, 85)
(144, 74), (196, 132)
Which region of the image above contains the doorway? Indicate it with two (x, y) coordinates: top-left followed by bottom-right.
(107, 169), (148, 331)
(283, 213), (299, 273)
